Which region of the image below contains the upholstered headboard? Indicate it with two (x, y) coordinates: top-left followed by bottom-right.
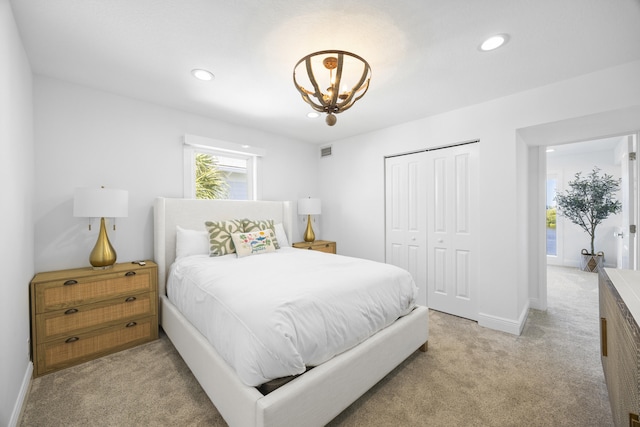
(153, 197), (293, 295)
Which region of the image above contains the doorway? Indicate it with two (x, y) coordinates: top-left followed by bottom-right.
(519, 105), (640, 312)
(545, 134), (637, 270)
(527, 129), (640, 311)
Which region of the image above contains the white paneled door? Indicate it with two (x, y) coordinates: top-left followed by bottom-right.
(385, 142), (479, 320)
(618, 133), (638, 270)
(426, 144), (479, 320)
(385, 152), (428, 306)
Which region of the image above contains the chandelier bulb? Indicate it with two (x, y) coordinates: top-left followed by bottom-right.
(326, 113), (337, 126)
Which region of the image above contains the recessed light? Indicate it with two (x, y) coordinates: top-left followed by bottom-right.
(307, 112), (320, 119)
(480, 34), (509, 51)
(191, 69), (214, 81)
(546, 148), (555, 153)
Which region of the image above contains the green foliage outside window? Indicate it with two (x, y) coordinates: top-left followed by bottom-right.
(195, 153), (230, 199)
(546, 208), (556, 229)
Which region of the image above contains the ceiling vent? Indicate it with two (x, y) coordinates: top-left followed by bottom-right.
(320, 145), (332, 158)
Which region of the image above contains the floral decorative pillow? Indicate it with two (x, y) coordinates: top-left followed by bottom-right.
(231, 229), (277, 258)
(242, 219), (280, 249)
(204, 219), (244, 256)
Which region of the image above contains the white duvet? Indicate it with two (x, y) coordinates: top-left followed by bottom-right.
(167, 247), (417, 387)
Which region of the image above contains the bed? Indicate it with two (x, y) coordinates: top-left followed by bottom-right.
(153, 197), (429, 427)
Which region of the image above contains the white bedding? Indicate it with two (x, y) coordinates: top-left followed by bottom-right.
(167, 247), (418, 387)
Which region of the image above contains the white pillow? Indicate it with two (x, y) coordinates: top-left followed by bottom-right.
(274, 223), (290, 247)
(231, 229), (277, 258)
(176, 226), (209, 259)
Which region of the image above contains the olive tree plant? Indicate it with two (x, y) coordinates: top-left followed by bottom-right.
(555, 167), (622, 256)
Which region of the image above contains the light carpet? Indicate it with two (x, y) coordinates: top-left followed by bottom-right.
(19, 266), (612, 426)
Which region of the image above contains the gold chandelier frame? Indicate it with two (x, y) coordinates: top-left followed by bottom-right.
(293, 50), (371, 126)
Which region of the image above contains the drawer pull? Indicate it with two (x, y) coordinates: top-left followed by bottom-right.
(125, 271), (136, 277)
(63, 279), (78, 286)
(125, 296), (137, 302)
(600, 317), (608, 357)
(64, 308), (79, 315)
(125, 322), (137, 328)
(65, 337), (79, 343)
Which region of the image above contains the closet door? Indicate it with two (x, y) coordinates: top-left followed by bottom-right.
(385, 143), (478, 319)
(385, 152), (428, 307)
(426, 143), (479, 320)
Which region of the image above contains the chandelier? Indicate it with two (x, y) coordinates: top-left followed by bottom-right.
(293, 50), (371, 126)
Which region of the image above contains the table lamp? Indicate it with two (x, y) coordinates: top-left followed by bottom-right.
(298, 197), (321, 242)
(74, 187), (128, 269)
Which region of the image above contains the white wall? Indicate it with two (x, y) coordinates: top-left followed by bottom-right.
(319, 60), (640, 334)
(528, 146), (547, 310)
(33, 77), (319, 273)
(0, 1), (34, 425)
(547, 149), (622, 268)
(516, 135), (531, 320)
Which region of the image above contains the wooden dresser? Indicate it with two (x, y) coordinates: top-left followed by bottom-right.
(30, 261), (158, 377)
(292, 240), (336, 254)
(599, 268), (640, 427)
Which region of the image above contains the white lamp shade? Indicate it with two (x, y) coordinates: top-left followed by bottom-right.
(298, 198), (321, 215)
(73, 187), (128, 218)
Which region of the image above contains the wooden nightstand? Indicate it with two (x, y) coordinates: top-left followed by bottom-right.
(29, 261), (159, 377)
(292, 240), (336, 254)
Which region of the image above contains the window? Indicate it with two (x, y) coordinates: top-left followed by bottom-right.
(546, 176), (557, 256)
(183, 134), (264, 200)
(197, 152), (248, 199)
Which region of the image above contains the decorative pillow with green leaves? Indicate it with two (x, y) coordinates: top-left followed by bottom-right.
(231, 229), (277, 258)
(242, 219), (280, 249)
(204, 219), (244, 256)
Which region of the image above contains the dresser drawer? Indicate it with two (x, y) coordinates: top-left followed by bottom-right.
(36, 292), (157, 342)
(34, 269), (153, 313)
(312, 242), (336, 254)
(35, 316), (156, 376)
(292, 240), (337, 254)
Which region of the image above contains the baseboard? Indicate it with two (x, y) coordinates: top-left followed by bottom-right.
(478, 301), (530, 336)
(9, 362), (33, 427)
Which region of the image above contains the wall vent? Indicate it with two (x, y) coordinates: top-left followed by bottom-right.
(320, 145), (332, 158)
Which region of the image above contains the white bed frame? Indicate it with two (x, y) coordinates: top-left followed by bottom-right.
(153, 197), (429, 427)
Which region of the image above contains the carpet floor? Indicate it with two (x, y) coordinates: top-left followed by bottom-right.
(19, 266), (612, 426)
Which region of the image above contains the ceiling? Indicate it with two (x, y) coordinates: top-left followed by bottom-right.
(10, 0), (640, 144)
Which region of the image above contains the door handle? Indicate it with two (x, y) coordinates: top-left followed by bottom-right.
(614, 231), (624, 238)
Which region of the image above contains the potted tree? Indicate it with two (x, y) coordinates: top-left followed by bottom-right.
(555, 167), (622, 272)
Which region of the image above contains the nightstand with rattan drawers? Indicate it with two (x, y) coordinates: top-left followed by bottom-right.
(29, 261), (158, 377)
(292, 240), (336, 254)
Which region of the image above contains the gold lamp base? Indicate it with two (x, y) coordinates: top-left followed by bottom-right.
(303, 214), (316, 242)
(89, 217), (117, 269)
